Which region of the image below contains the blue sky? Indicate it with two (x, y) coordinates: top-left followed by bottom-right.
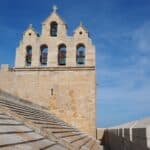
(0, 0), (150, 127)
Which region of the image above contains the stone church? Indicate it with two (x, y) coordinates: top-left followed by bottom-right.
(15, 5), (96, 136)
(0, 6), (100, 149)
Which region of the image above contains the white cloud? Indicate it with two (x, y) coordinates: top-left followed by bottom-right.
(133, 21), (150, 52)
(96, 21), (150, 127)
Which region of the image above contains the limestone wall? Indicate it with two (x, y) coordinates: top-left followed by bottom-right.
(99, 118), (150, 150)
(0, 66), (96, 137)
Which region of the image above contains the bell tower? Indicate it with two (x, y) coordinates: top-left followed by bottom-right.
(14, 6), (96, 137)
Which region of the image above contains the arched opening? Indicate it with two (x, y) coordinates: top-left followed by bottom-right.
(50, 22), (58, 37)
(58, 44), (66, 65)
(40, 45), (48, 66)
(76, 44), (85, 65)
(25, 45), (32, 66)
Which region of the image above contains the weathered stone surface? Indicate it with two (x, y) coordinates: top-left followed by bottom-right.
(0, 125), (33, 133)
(0, 96), (101, 149)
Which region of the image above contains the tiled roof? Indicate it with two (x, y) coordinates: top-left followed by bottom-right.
(0, 96), (102, 150)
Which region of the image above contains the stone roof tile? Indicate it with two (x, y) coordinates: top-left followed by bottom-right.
(0, 96), (102, 150)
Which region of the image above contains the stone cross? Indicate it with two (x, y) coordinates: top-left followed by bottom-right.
(80, 21), (83, 27)
(29, 24), (33, 28)
(53, 5), (58, 12)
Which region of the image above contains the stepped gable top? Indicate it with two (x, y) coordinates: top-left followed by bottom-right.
(73, 21), (90, 38)
(75, 22), (89, 33)
(23, 24), (39, 37)
(0, 94), (101, 150)
(42, 5), (67, 27)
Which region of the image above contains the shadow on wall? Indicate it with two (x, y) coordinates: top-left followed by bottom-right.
(101, 128), (150, 150)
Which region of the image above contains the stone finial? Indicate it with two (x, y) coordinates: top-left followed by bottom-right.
(29, 24), (33, 28)
(80, 21), (83, 27)
(52, 5), (58, 12)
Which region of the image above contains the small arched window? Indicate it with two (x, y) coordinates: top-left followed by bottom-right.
(76, 44), (85, 65)
(40, 45), (48, 66)
(58, 44), (66, 65)
(26, 46), (32, 66)
(50, 22), (58, 37)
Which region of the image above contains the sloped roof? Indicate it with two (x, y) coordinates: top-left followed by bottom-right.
(74, 22), (89, 34)
(23, 24), (39, 37)
(0, 112), (66, 150)
(0, 95), (102, 150)
(42, 11), (67, 26)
